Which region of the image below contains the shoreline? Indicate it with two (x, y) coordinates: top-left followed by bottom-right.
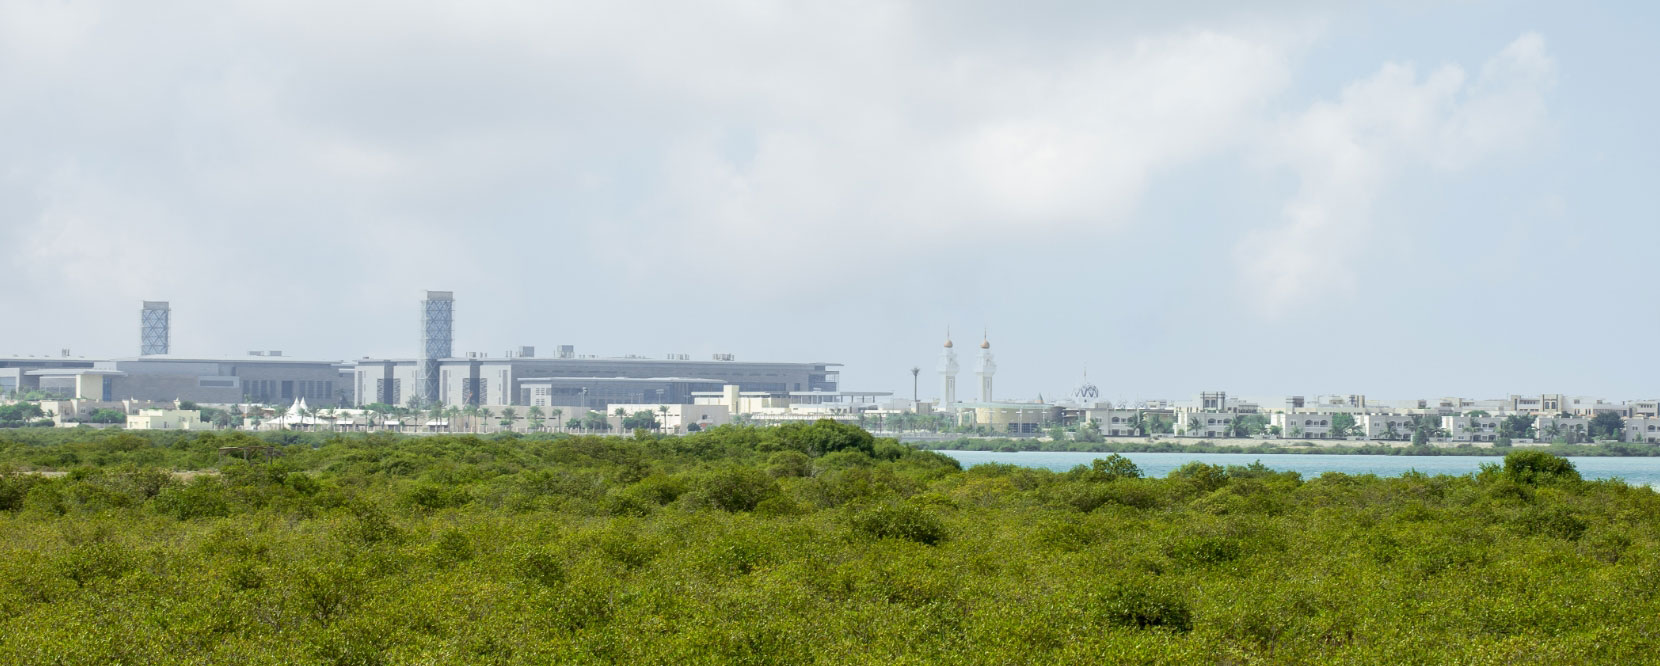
(903, 436), (1660, 457)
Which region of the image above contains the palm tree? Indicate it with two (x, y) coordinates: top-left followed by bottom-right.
(657, 405), (670, 434)
(479, 407), (493, 433)
(463, 404), (480, 433)
(500, 407), (517, 432)
(551, 408), (563, 432)
(527, 406), (545, 432)
(1542, 419), (1563, 442)
(426, 403), (444, 432)
(614, 407), (627, 432)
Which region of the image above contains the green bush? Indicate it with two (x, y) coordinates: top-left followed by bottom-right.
(1169, 462), (1229, 493)
(512, 546), (567, 587)
(1067, 454), (1143, 482)
(431, 528), (474, 564)
(1096, 579), (1193, 632)
(701, 467), (779, 512)
(1502, 450), (1581, 485)
(847, 501), (948, 545)
(153, 478), (231, 520)
(766, 451), (811, 478)
(775, 419), (876, 457)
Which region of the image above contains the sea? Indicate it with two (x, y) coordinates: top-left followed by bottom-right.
(936, 451), (1660, 486)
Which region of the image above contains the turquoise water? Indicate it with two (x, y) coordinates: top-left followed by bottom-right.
(938, 451), (1660, 486)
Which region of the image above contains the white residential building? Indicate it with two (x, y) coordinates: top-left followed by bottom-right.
(1173, 408), (1239, 438)
(1624, 417), (1660, 444)
(1361, 414), (1425, 440)
(1532, 415), (1590, 442)
(1272, 412), (1340, 439)
(1442, 415), (1505, 442)
(1082, 408), (1145, 437)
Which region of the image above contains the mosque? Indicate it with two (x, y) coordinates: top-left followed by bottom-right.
(934, 330), (1053, 433)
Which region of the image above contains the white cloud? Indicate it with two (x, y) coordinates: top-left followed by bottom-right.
(1, 3), (1307, 308)
(0, 2), (1571, 379)
(621, 27), (1300, 283)
(1239, 33), (1556, 313)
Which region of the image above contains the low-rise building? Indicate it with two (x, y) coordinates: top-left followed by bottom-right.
(1079, 408), (1145, 437)
(604, 403), (730, 433)
(1173, 409), (1238, 438)
(127, 408), (208, 430)
(1272, 412), (1340, 439)
(1442, 415), (1504, 442)
(959, 401), (1054, 434)
(1361, 414), (1424, 440)
(1532, 415), (1590, 442)
(1622, 417), (1660, 444)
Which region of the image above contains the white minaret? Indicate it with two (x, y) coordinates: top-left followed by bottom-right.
(938, 331), (959, 410)
(975, 332), (995, 403)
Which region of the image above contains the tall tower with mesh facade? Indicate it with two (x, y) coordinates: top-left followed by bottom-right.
(140, 301), (170, 355)
(419, 291), (454, 407)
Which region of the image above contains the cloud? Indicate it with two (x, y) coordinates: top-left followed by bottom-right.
(615, 26), (1300, 285)
(1238, 33), (1556, 313)
(0, 3), (1307, 307)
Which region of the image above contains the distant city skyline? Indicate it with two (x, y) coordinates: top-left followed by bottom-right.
(6, 297), (1654, 407)
(1, 2), (1655, 401)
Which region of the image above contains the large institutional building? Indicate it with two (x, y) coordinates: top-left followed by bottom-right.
(352, 291), (839, 410)
(2, 294), (840, 412)
(353, 353), (839, 411)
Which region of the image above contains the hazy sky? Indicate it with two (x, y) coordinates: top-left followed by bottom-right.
(2, 1), (1656, 403)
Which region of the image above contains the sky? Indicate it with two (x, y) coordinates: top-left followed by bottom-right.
(2, 1), (1656, 404)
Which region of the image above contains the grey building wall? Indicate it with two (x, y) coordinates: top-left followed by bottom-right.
(0, 358), (98, 395)
(351, 357), (840, 408)
(520, 378), (724, 410)
(107, 358), (348, 406)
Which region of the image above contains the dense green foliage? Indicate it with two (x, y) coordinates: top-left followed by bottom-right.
(0, 402), (50, 428)
(922, 435), (1660, 457)
(2, 423), (1659, 663)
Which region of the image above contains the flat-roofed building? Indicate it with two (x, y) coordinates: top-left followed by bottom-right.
(127, 408), (209, 430)
(0, 356), (98, 397)
(602, 403), (731, 434)
(352, 356), (839, 408)
(91, 356), (351, 406)
(1272, 412), (1341, 439)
